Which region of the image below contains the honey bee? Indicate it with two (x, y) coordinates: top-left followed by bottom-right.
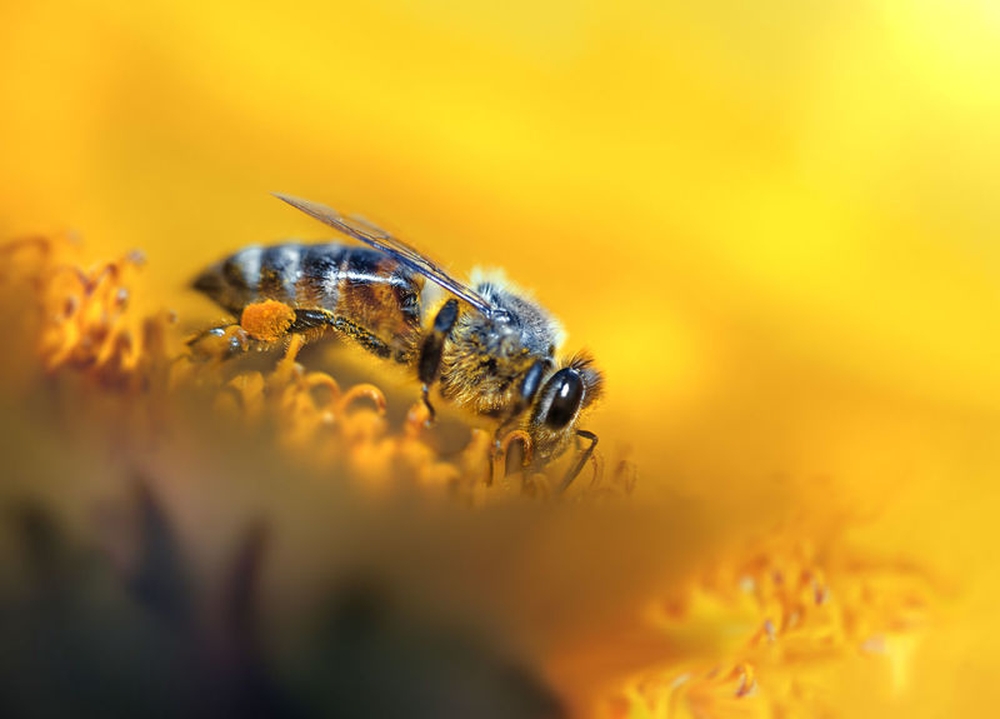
(193, 194), (603, 488)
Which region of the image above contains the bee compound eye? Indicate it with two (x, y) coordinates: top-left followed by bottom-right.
(543, 368), (584, 429)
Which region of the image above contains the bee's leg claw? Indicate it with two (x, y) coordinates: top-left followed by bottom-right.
(556, 429), (599, 495)
(187, 324), (251, 360)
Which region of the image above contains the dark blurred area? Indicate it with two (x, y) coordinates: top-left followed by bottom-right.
(0, 482), (564, 719)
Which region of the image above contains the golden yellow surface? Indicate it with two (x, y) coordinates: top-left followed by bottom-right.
(2, 1), (1000, 716)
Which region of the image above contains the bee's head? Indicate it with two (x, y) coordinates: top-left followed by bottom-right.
(524, 352), (604, 462)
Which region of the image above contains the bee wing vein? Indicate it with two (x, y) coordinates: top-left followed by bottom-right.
(273, 193), (494, 314)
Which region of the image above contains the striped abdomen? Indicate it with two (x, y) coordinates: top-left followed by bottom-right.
(194, 243), (425, 361)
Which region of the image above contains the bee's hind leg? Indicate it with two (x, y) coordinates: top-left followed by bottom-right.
(189, 304), (328, 361)
(288, 308), (331, 333)
(187, 323), (254, 360)
(556, 430), (599, 494)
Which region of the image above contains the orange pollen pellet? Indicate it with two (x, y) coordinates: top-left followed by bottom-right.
(240, 300), (296, 342)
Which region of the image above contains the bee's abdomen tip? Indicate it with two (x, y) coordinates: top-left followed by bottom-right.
(191, 270), (218, 293)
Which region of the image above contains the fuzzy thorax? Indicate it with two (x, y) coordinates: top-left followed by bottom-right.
(437, 271), (565, 417)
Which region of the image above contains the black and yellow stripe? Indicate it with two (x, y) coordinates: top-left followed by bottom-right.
(194, 243), (425, 364)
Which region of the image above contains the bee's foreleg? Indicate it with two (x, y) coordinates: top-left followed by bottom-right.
(556, 429), (599, 494)
(486, 359), (548, 480)
(416, 299), (459, 423)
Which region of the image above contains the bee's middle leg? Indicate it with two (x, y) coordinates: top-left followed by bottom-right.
(416, 299), (459, 423)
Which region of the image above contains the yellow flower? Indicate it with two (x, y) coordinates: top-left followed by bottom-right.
(3, 2), (1000, 717)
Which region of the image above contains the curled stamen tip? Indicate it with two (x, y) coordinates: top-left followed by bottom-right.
(814, 583), (831, 605)
(499, 428), (534, 465)
(735, 675), (757, 698)
(337, 383), (387, 416)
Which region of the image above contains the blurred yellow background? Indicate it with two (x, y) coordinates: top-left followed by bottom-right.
(2, 0), (1000, 715)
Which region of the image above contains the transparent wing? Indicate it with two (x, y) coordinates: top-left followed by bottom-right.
(273, 193), (493, 314)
